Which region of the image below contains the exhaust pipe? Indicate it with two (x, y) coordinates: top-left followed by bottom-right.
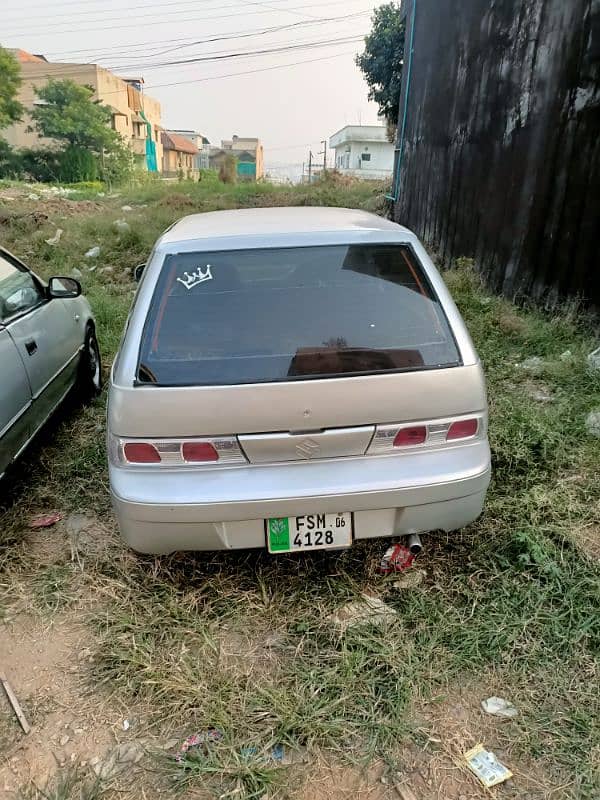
(407, 533), (423, 555)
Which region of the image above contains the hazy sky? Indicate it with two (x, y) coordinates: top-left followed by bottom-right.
(1, 0), (383, 170)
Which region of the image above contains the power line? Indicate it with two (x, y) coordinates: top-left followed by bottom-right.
(105, 35), (364, 73)
(74, 48), (360, 97)
(41, 11), (365, 57)
(8, 35), (364, 81)
(238, 0), (318, 21)
(2, 0), (367, 37)
(67, 11), (370, 63)
(1, 0), (307, 24)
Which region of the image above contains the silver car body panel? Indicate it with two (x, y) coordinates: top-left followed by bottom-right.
(0, 327), (32, 476)
(108, 208), (490, 553)
(0, 247), (94, 478)
(8, 299), (84, 430)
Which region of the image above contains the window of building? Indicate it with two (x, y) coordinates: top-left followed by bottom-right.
(361, 153), (372, 161)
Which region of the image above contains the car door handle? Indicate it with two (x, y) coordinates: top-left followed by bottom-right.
(25, 339), (37, 356)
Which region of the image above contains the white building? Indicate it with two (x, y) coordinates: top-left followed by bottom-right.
(168, 129), (211, 170)
(329, 125), (394, 180)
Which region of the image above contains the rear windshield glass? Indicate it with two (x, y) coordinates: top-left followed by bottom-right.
(137, 244), (461, 386)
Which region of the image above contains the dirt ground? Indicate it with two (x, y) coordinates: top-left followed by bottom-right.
(0, 514), (551, 800)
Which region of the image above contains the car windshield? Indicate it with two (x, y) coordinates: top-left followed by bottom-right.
(137, 244), (461, 385)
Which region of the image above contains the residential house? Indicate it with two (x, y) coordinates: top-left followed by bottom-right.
(161, 131), (198, 179)
(329, 125), (394, 180)
(168, 130), (211, 171)
(4, 50), (163, 173)
(210, 135), (264, 180)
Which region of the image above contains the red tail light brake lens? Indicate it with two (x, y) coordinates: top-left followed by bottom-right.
(393, 426), (427, 447)
(123, 442), (161, 463)
(447, 418), (478, 440)
(182, 442), (219, 462)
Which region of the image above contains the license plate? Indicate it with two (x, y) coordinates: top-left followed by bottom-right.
(267, 513), (352, 553)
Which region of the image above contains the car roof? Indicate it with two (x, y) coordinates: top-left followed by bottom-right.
(159, 206), (412, 244)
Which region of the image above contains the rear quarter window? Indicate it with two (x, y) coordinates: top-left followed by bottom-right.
(137, 244), (461, 386)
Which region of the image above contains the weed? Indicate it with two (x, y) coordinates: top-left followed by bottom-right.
(19, 767), (104, 800)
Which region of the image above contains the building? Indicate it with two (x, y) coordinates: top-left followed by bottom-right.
(168, 130), (211, 171)
(4, 51), (163, 173)
(391, 0), (599, 304)
(210, 135), (264, 180)
(161, 131), (198, 179)
(329, 125), (394, 180)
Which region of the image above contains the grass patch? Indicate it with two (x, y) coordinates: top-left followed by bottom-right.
(19, 767), (104, 800)
(1, 180), (599, 798)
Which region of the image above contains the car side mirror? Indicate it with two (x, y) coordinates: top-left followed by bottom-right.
(134, 263), (146, 282)
(48, 276), (82, 298)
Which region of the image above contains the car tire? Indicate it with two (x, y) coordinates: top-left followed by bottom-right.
(76, 324), (103, 401)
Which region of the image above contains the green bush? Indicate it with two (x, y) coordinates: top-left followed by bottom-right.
(0, 139), (20, 178)
(1, 145), (98, 183)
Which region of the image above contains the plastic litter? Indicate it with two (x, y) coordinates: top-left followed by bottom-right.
(71, 267), (82, 278)
(331, 593), (397, 632)
(176, 728), (223, 763)
(29, 512), (63, 529)
(393, 569), (426, 589)
(464, 743), (512, 787)
(588, 347), (600, 372)
(518, 356), (544, 372)
(120, 205), (133, 211)
(585, 410), (600, 438)
(92, 742), (144, 779)
(27, 193), (40, 201)
(378, 543), (415, 574)
(239, 744), (285, 763)
(113, 218), (130, 233)
(481, 696), (518, 718)
(45, 228), (63, 246)
(85, 246), (101, 258)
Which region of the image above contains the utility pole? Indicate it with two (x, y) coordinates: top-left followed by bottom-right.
(321, 139), (327, 174)
(308, 150), (313, 184)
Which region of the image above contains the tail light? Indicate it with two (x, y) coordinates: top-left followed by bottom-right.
(182, 442), (219, 462)
(447, 418), (479, 440)
(393, 426), (427, 447)
(110, 435), (246, 467)
(368, 415), (483, 454)
(123, 442), (161, 463)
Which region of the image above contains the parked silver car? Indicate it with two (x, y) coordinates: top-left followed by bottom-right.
(0, 247), (101, 479)
(108, 207), (490, 554)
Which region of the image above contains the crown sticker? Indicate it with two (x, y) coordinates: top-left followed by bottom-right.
(176, 264), (213, 290)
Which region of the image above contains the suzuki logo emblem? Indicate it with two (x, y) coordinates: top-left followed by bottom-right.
(295, 438), (321, 459)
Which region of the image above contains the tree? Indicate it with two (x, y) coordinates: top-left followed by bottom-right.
(100, 139), (134, 189)
(219, 153), (237, 184)
(0, 47), (24, 131)
(29, 79), (126, 182)
(30, 79), (118, 152)
(356, 2), (405, 131)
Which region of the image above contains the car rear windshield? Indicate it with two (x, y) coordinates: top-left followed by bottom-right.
(137, 244), (461, 386)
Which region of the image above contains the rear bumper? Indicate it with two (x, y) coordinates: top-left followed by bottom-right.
(109, 442), (491, 554)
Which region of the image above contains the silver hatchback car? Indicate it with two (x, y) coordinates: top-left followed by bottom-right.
(108, 207), (490, 554)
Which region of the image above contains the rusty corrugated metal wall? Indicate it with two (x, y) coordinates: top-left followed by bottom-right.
(393, 0), (600, 305)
